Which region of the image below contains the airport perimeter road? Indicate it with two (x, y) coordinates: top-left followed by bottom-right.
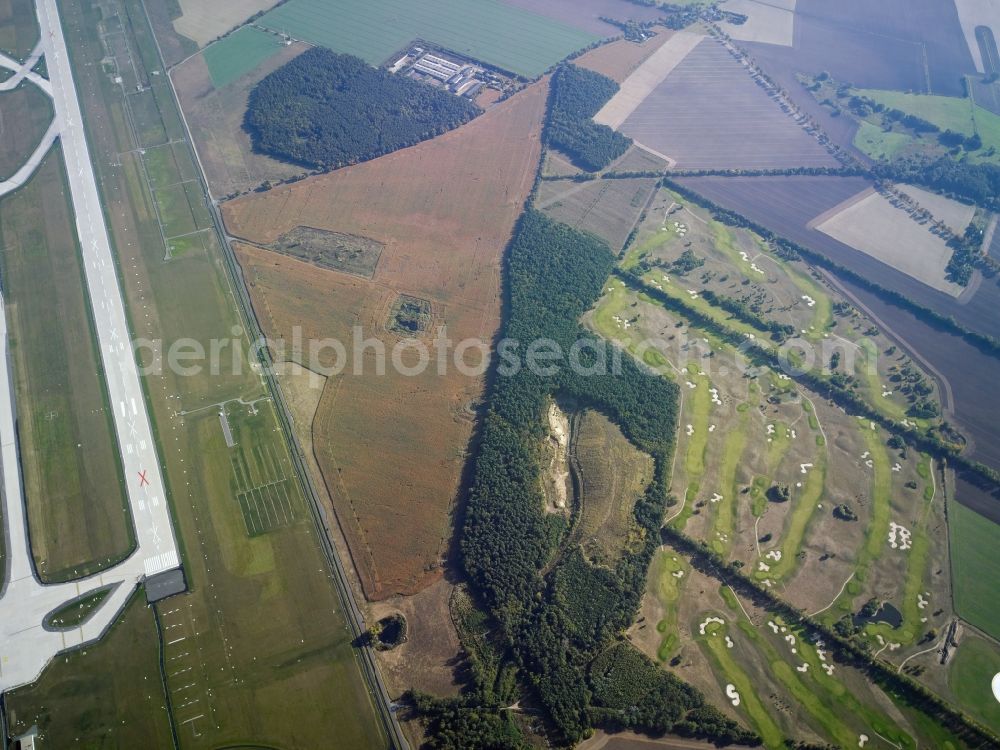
(35, 0), (178, 576)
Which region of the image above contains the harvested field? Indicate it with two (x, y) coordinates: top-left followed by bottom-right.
(500, 0), (663, 37)
(610, 144), (668, 173)
(751, 0), (974, 98)
(572, 409), (654, 565)
(535, 176), (657, 252)
(719, 0), (796, 47)
(224, 82), (548, 598)
(172, 0), (281, 47)
(258, 0), (597, 78)
(617, 39), (838, 169)
(171, 39), (308, 197)
(370, 577), (463, 699)
(574, 31), (675, 84)
(813, 188), (965, 296)
(896, 184), (976, 234)
(593, 31), (703, 129)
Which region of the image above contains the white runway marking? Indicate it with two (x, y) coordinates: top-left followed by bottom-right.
(0, 0), (179, 692)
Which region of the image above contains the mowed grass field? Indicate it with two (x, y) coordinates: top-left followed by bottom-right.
(203, 25), (284, 88)
(258, 0), (598, 77)
(0, 0), (38, 59)
(0, 82), (51, 179)
(949, 501), (1000, 641)
(7, 0), (386, 745)
(948, 633), (1000, 733)
(6, 593), (174, 748)
(224, 79), (548, 599)
(0, 146), (132, 581)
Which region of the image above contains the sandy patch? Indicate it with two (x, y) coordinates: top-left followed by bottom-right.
(720, 0), (797, 47)
(993, 671), (1000, 702)
(173, 0), (281, 47)
(593, 31), (704, 129)
(953, 0), (1000, 73)
(813, 188), (965, 297)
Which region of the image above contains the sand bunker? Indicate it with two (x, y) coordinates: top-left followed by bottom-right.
(992, 671), (1000, 703)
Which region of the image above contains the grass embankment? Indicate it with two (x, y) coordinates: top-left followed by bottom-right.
(0, 147), (132, 581)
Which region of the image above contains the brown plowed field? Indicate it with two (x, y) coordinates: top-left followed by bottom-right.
(225, 81), (548, 599)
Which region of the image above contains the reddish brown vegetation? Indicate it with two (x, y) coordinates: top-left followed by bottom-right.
(224, 81), (548, 598)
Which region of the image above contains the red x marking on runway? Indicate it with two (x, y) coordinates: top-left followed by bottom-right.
(138, 470), (149, 487)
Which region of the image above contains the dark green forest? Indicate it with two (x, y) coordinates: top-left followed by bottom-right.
(546, 65), (632, 172)
(244, 48), (480, 170)
(423, 210), (758, 748)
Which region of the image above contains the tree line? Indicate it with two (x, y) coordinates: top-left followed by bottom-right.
(417, 210), (759, 748)
(545, 65), (632, 172)
(244, 48), (480, 171)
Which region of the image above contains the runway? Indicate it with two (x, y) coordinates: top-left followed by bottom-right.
(0, 0), (180, 691)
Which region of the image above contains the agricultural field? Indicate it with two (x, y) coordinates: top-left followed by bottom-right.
(500, 0), (663, 37)
(718, 0), (796, 47)
(171, 38), (307, 197)
(0, 81), (50, 179)
(0, 148), (131, 582)
(172, 0), (281, 47)
(755, 0), (973, 97)
(202, 25), (285, 88)
(535, 176), (657, 251)
(616, 38), (838, 169)
(223, 80), (548, 600)
(949, 501), (1000, 641)
(812, 187), (967, 296)
(7, 0), (389, 745)
(258, 0), (599, 78)
(0, 0), (37, 59)
(574, 30), (675, 84)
